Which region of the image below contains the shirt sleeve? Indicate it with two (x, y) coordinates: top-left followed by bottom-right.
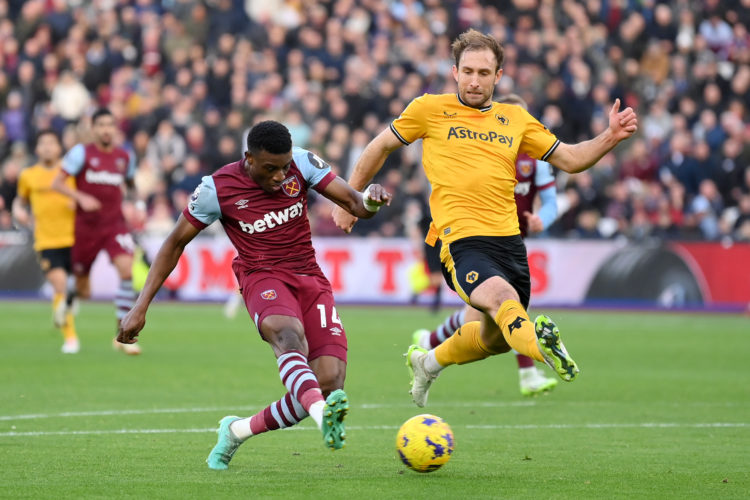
(537, 185), (558, 230)
(292, 147), (333, 187)
(534, 159), (556, 190)
(183, 175), (221, 229)
(62, 144), (86, 176)
(390, 94), (429, 145)
(517, 110), (560, 162)
(17, 170), (30, 200)
(126, 150), (137, 180)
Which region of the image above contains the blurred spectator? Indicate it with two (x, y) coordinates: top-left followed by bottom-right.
(0, 0), (747, 243)
(690, 179), (724, 240)
(49, 71), (90, 124)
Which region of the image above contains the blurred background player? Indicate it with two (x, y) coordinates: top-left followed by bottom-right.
(412, 94), (560, 397)
(12, 130), (79, 353)
(117, 121), (391, 469)
(51, 108), (140, 355)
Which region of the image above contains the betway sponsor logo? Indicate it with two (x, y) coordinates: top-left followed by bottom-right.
(447, 126), (514, 147)
(85, 169), (124, 186)
(515, 181), (531, 195)
(238, 201), (304, 234)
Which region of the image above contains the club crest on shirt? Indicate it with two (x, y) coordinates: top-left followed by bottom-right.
(282, 175), (301, 198)
(517, 158), (534, 178)
(261, 289), (277, 300)
(495, 113), (509, 126)
(116, 158), (126, 171)
(90, 157), (100, 167)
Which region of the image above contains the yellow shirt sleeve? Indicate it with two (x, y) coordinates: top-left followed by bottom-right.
(390, 94), (429, 145)
(517, 108), (560, 162)
(17, 169), (30, 200)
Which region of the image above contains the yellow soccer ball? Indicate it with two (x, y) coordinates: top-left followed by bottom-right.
(396, 414), (455, 473)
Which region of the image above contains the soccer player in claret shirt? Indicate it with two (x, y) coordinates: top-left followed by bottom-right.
(13, 130), (79, 353)
(334, 29), (637, 407)
(52, 108), (141, 355)
(412, 94), (560, 397)
(117, 121), (391, 469)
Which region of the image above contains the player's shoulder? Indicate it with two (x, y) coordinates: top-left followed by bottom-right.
(292, 146), (330, 171)
(20, 163), (41, 176)
(212, 159), (244, 178)
(412, 93), (454, 107)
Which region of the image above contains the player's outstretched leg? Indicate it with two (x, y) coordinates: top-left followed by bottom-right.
(321, 389), (349, 450)
(206, 416), (243, 470)
(405, 344), (438, 407)
(534, 315), (579, 382)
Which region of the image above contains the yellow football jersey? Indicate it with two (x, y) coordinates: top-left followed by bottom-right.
(16, 163), (75, 251)
(391, 93), (559, 244)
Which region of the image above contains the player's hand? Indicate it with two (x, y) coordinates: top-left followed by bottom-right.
(523, 211), (544, 234)
(332, 205), (358, 234)
(363, 184), (392, 208)
(608, 98), (638, 142)
(117, 308), (145, 344)
(77, 193), (102, 212)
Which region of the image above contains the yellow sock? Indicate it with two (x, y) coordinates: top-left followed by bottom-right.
(494, 300), (544, 362)
(53, 293), (78, 341)
(434, 321), (493, 367)
(53, 293), (63, 315)
(62, 312), (77, 341)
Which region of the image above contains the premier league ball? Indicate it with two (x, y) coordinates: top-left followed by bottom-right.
(395, 414), (455, 473)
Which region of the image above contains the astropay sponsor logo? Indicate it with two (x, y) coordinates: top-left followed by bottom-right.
(446, 126), (514, 147)
(238, 201), (304, 234)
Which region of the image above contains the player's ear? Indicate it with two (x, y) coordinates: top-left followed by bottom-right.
(451, 65), (459, 82)
(244, 150), (253, 166)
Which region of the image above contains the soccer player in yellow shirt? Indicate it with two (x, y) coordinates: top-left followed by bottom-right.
(333, 29), (638, 407)
(13, 130), (79, 353)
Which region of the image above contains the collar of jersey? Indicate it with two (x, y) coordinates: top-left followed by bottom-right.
(455, 93), (493, 112)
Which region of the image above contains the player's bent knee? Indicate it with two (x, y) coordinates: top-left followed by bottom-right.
(312, 358), (345, 396)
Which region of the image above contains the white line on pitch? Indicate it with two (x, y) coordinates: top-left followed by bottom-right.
(0, 401), (537, 422)
(1, 422), (747, 438)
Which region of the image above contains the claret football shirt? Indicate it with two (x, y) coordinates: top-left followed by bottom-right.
(184, 147), (336, 276)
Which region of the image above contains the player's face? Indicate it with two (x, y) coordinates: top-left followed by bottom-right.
(452, 49), (502, 109)
(92, 115), (116, 147)
(35, 134), (62, 165)
(245, 149), (294, 193)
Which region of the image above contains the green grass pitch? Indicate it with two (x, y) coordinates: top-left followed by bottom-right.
(1, 301), (748, 499)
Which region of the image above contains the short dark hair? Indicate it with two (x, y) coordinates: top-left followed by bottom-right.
(91, 108), (113, 124)
(35, 129), (61, 145)
(246, 120), (292, 155)
(451, 29), (504, 72)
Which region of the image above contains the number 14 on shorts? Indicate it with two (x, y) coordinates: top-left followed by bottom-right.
(317, 304), (342, 334)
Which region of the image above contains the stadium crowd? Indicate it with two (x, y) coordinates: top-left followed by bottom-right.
(0, 0), (749, 242)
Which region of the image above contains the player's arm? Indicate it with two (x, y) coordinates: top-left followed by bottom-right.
(117, 214), (200, 344)
(321, 177), (392, 219)
(332, 128), (403, 232)
(523, 185), (557, 234)
(52, 144), (102, 211)
(11, 187), (31, 228)
(548, 99), (637, 174)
